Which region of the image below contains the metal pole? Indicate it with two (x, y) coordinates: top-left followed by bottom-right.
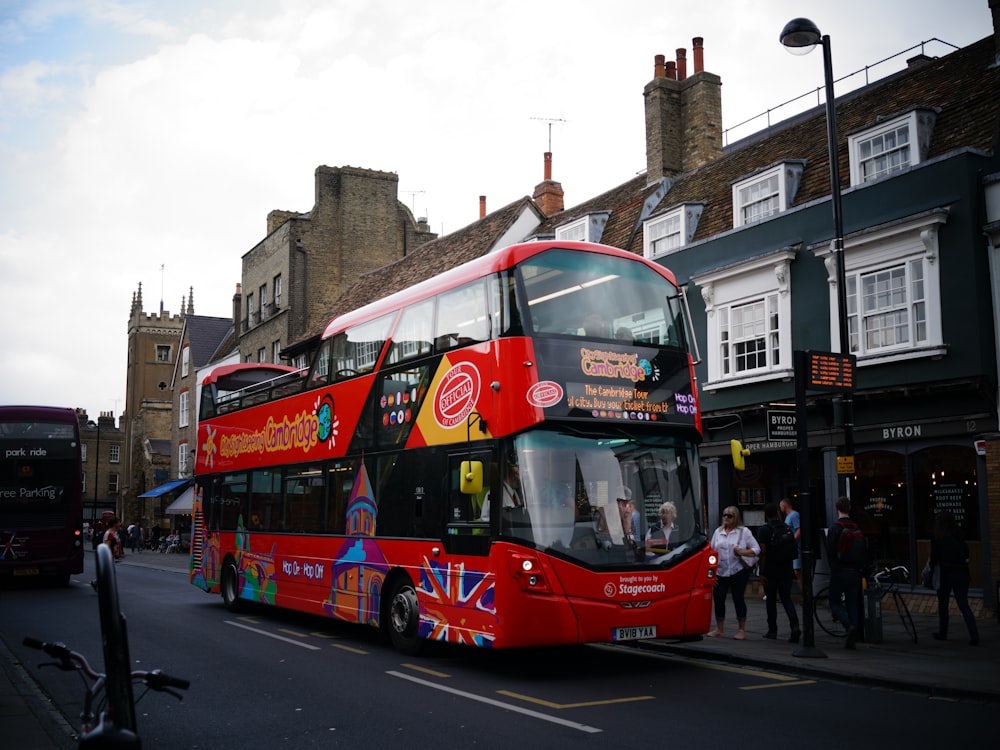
(821, 36), (856, 477)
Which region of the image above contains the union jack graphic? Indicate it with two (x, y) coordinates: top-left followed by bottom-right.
(417, 556), (496, 647)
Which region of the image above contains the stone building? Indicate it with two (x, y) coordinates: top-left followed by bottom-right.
(76, 409), (124, 527)
(241, 165), (437, 369)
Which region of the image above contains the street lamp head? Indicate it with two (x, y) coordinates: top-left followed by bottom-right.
(780, 17), (822, 55)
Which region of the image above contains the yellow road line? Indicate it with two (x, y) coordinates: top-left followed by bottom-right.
(277, 628), (311, 639)
(331, 643), (368, 655)
(497, 690), (655, 709)
(739, 679), (816, 690)
(401, 663), (451, 678)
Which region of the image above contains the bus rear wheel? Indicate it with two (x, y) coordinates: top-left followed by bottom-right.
(386, 576), (423, 655)
(221, 559), (243, 613)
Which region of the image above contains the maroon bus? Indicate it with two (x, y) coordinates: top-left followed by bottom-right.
(0, 405), (85, 585)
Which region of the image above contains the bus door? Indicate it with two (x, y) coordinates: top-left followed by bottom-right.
(442, 450), (492, 555)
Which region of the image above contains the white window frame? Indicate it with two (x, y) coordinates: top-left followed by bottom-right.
(555, 217), (588, 242)
(732, 163), (803, 229)
(178, 443), (189, 477)
(849, 112), (913, 185)
(181, 346), (190, 378)
(109, 444), (120, 464)
(813, 209), (947, 362)
(273, 274), (282, 310)
(643, 204), (703, 258)
(692, 248), (796, 390)
(178, 390), (190, 428)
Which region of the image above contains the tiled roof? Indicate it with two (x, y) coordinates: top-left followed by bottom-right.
(659, 37), (999, 241)
(184, 315), (234, 367)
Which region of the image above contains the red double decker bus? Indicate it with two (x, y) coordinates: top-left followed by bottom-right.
(190, 241), (716, 651)
(0, 405), (85, 585)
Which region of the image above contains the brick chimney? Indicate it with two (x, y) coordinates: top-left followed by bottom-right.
(532, 151), (565, 216)
(644, 37), (723, 182)
(479, 195), (487, 219)
(232, 283), (242, 328)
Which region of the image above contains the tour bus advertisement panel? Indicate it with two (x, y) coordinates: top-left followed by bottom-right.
(528, 339), (698, 428)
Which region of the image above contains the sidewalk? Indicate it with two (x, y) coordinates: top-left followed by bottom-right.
(641, 587), (1000, 703)
(4, 557), (998, 750)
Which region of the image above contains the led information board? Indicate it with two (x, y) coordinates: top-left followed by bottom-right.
(805, 350), (855, 392)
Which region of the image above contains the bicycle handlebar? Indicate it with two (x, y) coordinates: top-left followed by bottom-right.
(23, 637), (189, 698)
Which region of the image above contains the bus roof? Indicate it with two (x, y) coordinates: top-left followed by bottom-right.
(0, 405), (77, 422)
(321, 240), (679, 340)
(200, 363), (298, 387)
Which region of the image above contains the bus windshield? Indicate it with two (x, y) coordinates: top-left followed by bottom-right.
(519, 247), (687, 348)
(506, 430), (704, 568)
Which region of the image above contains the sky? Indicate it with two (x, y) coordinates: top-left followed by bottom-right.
(0, 0), (990, 422)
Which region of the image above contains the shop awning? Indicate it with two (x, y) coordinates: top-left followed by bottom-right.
(164, 485), (194, 515)
(137, 478), (191, 498)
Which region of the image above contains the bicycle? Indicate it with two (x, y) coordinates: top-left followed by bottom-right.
(24, 542), (190, 748)
(869, 564), (918, 644)
(812, 564), (918, 643)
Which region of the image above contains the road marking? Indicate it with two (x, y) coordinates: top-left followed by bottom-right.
(331, 643), (369, 655)
(387, 671), (602, 734)
(497, 690), (655, 709)
(739, 679), (816, 691)
(402, 663), (451, 678)
(278, 628), (312, 639)
(226, 620), (321, 650)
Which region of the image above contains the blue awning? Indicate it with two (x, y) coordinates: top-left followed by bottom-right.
(138, 478), (191, 498)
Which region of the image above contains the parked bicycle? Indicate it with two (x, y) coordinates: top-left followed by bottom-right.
(813, 564), (917, 643)
(24, 542), (190, 748)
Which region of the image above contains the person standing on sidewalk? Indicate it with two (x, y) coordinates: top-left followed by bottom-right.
(758, 502), (801, 643)
(825, 497), (864, 649)
(708, 505), (759, 641)
(780, 497), (802, 592)
(930, 510), (980, 646)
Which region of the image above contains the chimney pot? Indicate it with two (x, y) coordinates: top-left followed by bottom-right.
(665, 60), (677, 80)
(692, 37), (704, 73)
(654, 54), (666, 78)
(479, 195), (486, 219)
(676, 48), (687, 80)
(543, 152), (553, 181)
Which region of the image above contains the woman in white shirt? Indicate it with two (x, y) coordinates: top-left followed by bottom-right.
(708, 505), (759, 640)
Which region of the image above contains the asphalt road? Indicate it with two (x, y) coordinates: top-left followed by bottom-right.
(1, 556), (993, 749)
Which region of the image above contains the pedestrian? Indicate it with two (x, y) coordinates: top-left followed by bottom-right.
(758, 502), (801, 643)
(824, 496), (864, 649)
(708, 505), (759, 640)
(779, 497), (802, 592)
(92, 520), (104, 551)
(930, 510), (980, 646)
(130, 522), (142, 553)
(103, 518), (124, 561)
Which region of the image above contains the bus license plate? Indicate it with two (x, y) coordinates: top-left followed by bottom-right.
(14, 567), (40, 576)
(613, 625), (656, 641)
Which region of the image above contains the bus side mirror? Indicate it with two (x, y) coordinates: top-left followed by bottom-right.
(460, 461), (483, 495)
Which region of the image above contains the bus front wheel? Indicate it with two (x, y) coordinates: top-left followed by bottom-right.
(221, 559), (243, 613)
(386, 576), (423, 655)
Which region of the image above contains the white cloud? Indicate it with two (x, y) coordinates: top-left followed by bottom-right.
(0, 0), (989, 418)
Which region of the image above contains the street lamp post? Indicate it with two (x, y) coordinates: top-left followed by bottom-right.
(781, 17), (857, 654)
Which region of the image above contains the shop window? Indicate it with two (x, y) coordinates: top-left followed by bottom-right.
(853, 450), (908, 567)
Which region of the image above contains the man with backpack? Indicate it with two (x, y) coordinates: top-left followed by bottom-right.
(825, 496), (866, 649)
(758, 502), (801, 642)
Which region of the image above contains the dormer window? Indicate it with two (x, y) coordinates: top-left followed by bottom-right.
(848, 109), (937, 186)
(732, 162), (804, 228)
(555, 212), (610, 244)
(643, 203), (704, 258)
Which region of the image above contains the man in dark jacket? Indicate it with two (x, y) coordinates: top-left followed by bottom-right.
(825, 496), (864, 649)
(758, 502), (801, 642)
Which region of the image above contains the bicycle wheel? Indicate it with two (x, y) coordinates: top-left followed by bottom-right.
(892, 591), (918, 644)
(813, 586), (848, 638)
(95, 543), (138, 733)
